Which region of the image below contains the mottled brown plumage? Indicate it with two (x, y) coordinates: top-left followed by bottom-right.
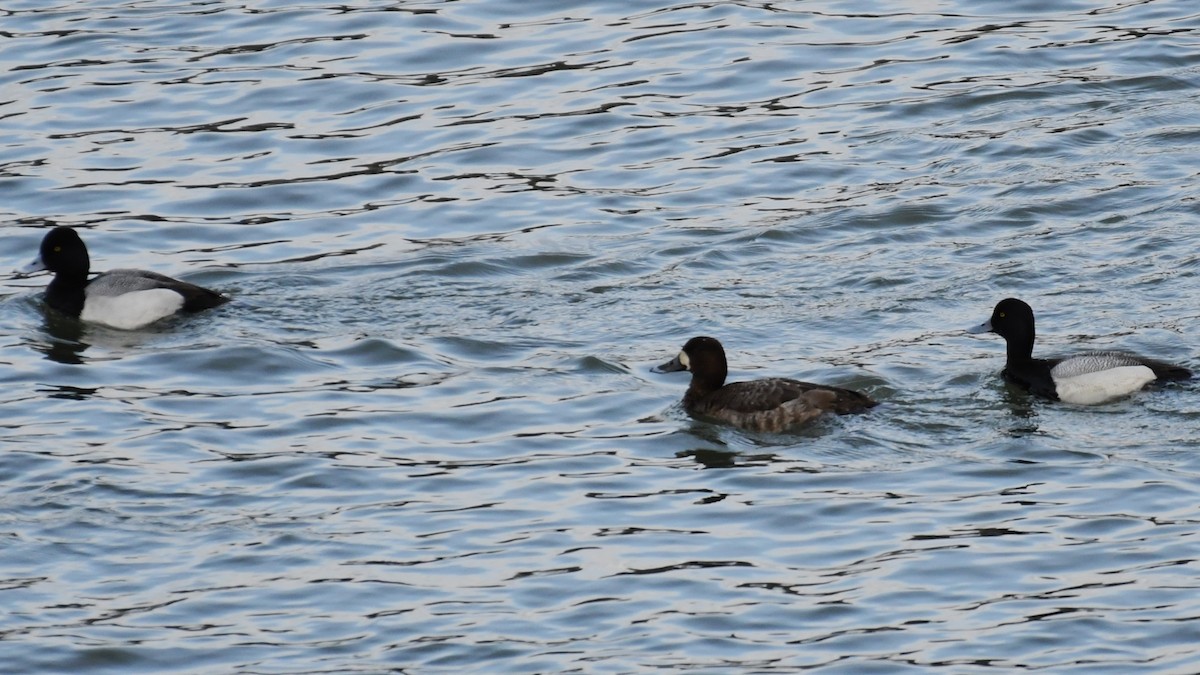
(653, 336), (876, 432)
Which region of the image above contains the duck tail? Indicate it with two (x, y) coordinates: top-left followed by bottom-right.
(1147, 360), (1192, 382)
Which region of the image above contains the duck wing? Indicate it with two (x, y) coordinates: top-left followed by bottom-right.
(90, 269), (229, 311)
(88, 269), (179, 295)
(1051, 350), (1190, 382)
(703, 378), (876, 415)
(686, 378), (873, 433)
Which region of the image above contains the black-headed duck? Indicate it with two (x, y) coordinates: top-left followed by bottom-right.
(968, 297), (1190, 404)
(22, 226), (229, 330)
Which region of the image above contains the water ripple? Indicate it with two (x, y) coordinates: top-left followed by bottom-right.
(2, 0), (1200, 672)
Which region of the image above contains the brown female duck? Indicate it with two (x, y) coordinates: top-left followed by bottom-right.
(653, 336), (876, 432)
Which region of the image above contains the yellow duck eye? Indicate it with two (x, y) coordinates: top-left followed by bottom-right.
(998, 312), (1005, 318)
(53, 246), (61, 252)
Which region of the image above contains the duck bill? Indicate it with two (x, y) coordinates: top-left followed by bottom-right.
(17, 255), (46, 276)
(966, 318), (993, 335)
(652, 355), (687, 373)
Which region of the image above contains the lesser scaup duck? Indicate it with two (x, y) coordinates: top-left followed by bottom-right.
(22, 226), (230, 330)
(653, 336), (877, 432)
(969, 297), (1191, 404)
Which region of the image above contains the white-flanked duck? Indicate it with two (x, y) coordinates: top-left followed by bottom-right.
(22, 226), (229, 330)
(969, 297), (1190, 404)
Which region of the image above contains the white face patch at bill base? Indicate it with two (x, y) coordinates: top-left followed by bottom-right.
(678, 350), (690, 370)
(1052, 365), (1156, 405)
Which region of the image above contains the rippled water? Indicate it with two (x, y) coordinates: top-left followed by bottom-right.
(3, 0), (1200, 672)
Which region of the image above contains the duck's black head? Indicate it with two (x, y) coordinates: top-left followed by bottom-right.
(31, 227), (91, 279)
(969, 297), (1036, 359)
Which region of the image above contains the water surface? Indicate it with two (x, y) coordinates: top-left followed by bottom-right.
(2, 0), (1200, 672)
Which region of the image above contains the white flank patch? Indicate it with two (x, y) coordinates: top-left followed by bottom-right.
(1053, 365), (1156, 405)
(81, 289), (185, 330)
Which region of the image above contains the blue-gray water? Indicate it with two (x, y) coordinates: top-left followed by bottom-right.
(3, 1), (1200, 672)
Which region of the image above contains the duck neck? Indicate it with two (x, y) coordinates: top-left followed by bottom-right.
(684, 362), (727, 406)
(45, 274), (87, 316)
(53, 267), (88, 285)
(1006, 323), (1036, 363)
